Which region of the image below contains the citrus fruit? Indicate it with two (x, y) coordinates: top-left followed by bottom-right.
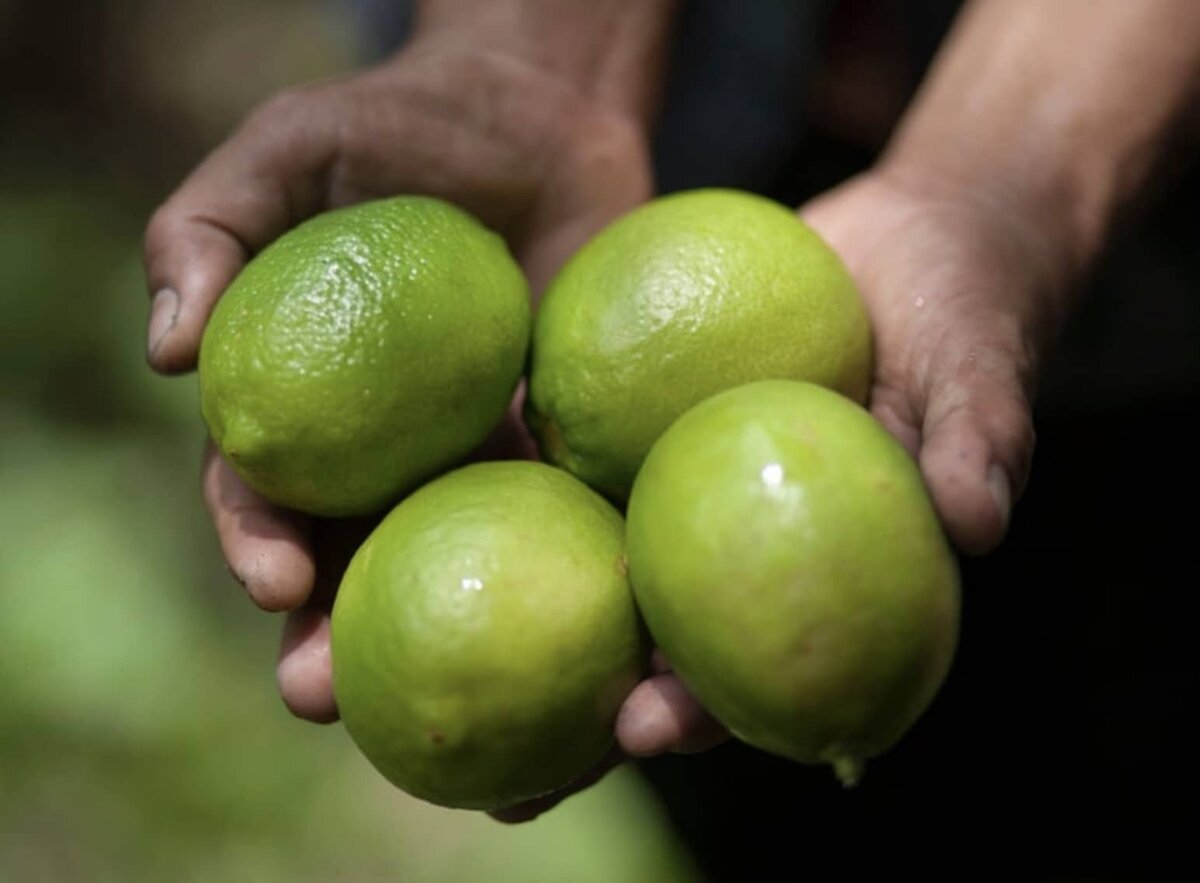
(526, 188), (870, 499)
(625, 380), (959, 785)
(199, 196), (529, 516)
(331, 461), (644, 811)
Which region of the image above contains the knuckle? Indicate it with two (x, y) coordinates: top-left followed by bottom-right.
(143, 202), (178, 262)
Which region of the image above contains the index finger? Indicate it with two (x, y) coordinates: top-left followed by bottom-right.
(144, 89), (334, 374)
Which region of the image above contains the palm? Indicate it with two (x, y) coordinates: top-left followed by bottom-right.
(304, 41), (653, 294)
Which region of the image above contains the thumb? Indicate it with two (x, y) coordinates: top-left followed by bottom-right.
(918, 341), (1036, 556)
(143, 90), (334, 374)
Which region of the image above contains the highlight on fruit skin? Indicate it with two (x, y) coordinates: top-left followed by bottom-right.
(526, 187), (872, 501)
(198, 195), (530, 517)
(625, 380), (961, 785)
(330, 460), (646, 811)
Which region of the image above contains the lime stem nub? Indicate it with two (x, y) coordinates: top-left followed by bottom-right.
(828, 753), (865, 788)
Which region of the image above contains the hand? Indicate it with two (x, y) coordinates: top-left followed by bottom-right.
(150, 73), (1064, 810)
(144, 37), (652, 734)
(614, 0), (1200, 785)
(614, 162), (1070, 763)
(801, 165), (1058, 555)
(524, 0), (1198, 808)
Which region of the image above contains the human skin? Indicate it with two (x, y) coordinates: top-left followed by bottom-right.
(143, 0), (1200, 820)
(616, 0), (1200, 765)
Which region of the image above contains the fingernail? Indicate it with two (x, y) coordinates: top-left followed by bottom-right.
(147, 287), (180, 362)
(987, 464), (1012, 535)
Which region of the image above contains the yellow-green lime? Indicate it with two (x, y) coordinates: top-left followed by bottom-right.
(527, 188), (870, 500)
(199, 196), (530, 516)
(626, 380), (959, 785)
(331, 461), (645, 811)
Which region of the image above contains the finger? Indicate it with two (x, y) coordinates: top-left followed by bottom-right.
(275, 514), (376, 725)
(202, 441), (316, 611)
(144, 89), (335, 373)
(278, 605), (338, 724)
(616, 673), (729, 757)
(488, 748), (625, 825)
(919, 345), (1036, 556)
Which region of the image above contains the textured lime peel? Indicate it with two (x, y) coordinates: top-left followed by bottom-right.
(331, 462), (646, 810)
(626, 381), (960, 779)
(199, 196), (530, 516)
(528, 188), (871, 500)
(528, 409), (570, 469)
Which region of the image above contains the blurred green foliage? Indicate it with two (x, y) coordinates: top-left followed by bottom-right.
(0, 161), (699, 881)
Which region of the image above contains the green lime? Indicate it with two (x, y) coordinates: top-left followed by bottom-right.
(527, 188), (870, 499)
(331, 461), (644, 811)
(199, 196), (529, 516)
(626, 380), (959, 785)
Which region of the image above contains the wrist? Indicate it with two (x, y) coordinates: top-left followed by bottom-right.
(412, 0), (677, 126)
(859, 156), (1079, 358)
(877, 0), (1200, 310)
(879, 126), (1114, 301)
(875, 151), (1084, 285)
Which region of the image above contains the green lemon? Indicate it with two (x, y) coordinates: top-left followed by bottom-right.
(331, 461), (644, 811)
(626, 380), (959, 785)
(527, 188), (870, 500)
(199, 196), (530, 516)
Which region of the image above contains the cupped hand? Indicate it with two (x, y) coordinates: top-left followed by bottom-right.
(145, 40), (651, 732)
(613, 163), (1069, 766)
(801, 165), (1063, 554)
